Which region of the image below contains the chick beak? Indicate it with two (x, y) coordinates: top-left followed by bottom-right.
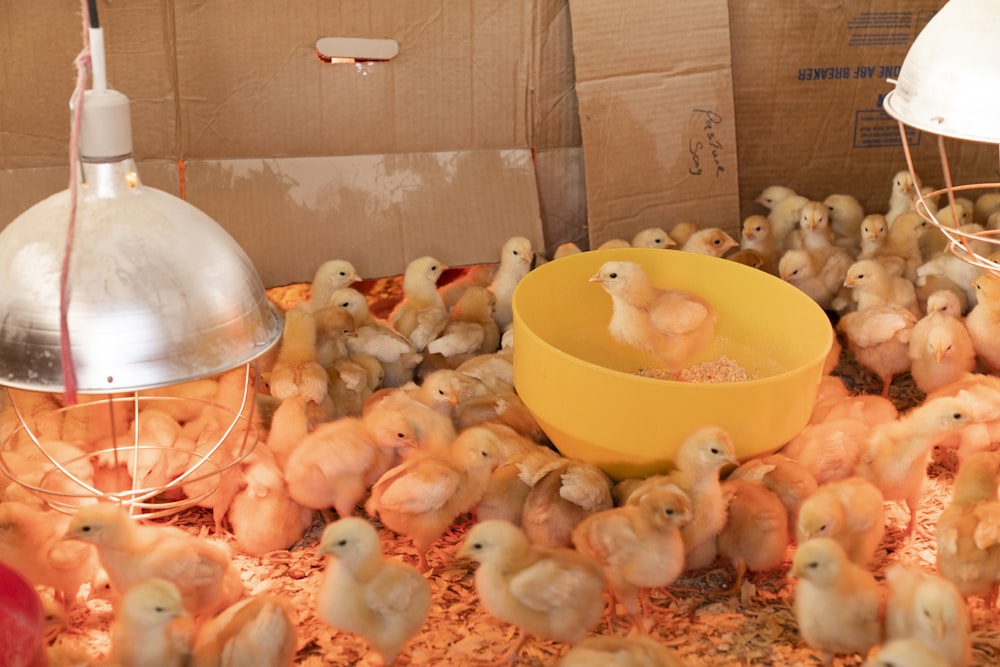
(588, 273), (603, 284)
(934, 347), (946, 363)
(448, 391), (460, 407)
(843, 277), (855, 287)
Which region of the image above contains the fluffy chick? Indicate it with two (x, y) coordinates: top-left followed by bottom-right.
(727, 454), (818, 530)
(267, 306), (329, 405)
(966, 273), (1000, 374)
(877, 212), (928, 282)
(843, 258), (921, 317)
(365, 426), (503, 571)
(837, 304), (918, 396)
(864, 639), (951, 667)
(936, 450), (1000, 603)
(858, 214), (890, 260)
(779, 417), (871, 486)
(739, 214), (780, 274)
(108, 578), (193, 667)
(556, 635), (686, 667)
(886, 169), (918, 224)
(191, 595), (298, 667)
(884, 563), (971, 667)
(631, 227), (676, 249)
(855, 395), (971, 536)
(624, 426), (739, 570)
(717, 478), (790, 596)
(284, 416), (400, 521)
(227, 453), (314, 556)
(459, 519), (606, 664)
(796, 476), (886, 567)
(591, 260), (716, 378)
(571, 484), (692, 632)
(389, 256), (449, 352)
(488, 236), (534, 332)
(824, 193), (865, 252)
(908, 300), (976, 394)
(790, 537), (883, 665)
(778, 246), (854, 312)
(331, 287), (422, 388)
(315, 517), (430, 666)
(680, 227), (739, 257)
(519, 456), (615, 549)
(0, 501), (101, 607)
(786, 200), (836, 251)
(63, 503), (244, 618)
(425, 286), (500, 359)
(309, 259), (361, 311)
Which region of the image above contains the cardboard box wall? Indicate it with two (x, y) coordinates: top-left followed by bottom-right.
(2, 1), (997, 288)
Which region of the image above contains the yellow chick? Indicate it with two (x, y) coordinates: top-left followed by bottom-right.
(330, 287), (422, 388)
(625, 426), (739, 570)
(767, 193), (812, 247)
(907, 297), (976, 394)
(739, 214), (780, 274)
(779, 417), (871, 486)
(668, 221), (699, 247)
(864, 639), (951, 667)
(824, 193), (865, 253)
(312, 302), (356, 368)
(786, 200), (835, 251)
(877, 211), (928, 282)
(778, 246), (854, 313)
(679, 227), (739, 257)
(556, 635), (687, 667)
(425, 286), (500, 359)
(886, 169), (918, 225)
(966, 273), (1000, 374)
(0, 501), (102, 607)
(630, 227), (677, 249)
(488, 236), (535, 332)
(790, 537), (883, 665)
(63, 503), (244, 618)
(315, 517), (430, 666)
(190, 595), (298, 667)
(883, 563), (971, 667)
(726, 248), (767, 271)
(754, 184), (799, 211)
(553, 242), (583, 260)
(590, 260), (716, 378)
(858, 213), (890, 260)
(107, 578), (193, 667)
(389, 255), (449, 352)
(836, 304), (918, 397)
(855, 395), (971, 536)
(227, 453), (314, 556)
(365, 426), (503, 571)
(717, 478), (790, 596)
(519, 455), (615, 549)
(571, 483), (692, 632)
(284, 416), (400, 521)
(796, 476), (886, 567)
(309, 258), (361, 311)
(843, 258), (921, 317)
(458, 519), (606, 664)
(727, 454), (818, 530)
(936, 450), (1000, 604)
(266, 306), (329, 405)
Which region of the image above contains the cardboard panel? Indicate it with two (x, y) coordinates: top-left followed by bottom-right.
(0, 0), (176, 168)
(535, 147), (588, 254)
(180, 149), (545, 286)
(730, 0), (1000, 220)
(173, 0), (534, 159)
(532, 0), (581, 150)
(569, 0), (740, 247)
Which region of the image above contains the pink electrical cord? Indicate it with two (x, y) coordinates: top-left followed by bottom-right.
(60, 0), (93, 405)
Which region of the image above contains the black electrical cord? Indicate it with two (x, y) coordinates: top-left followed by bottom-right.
(87, 0), (99, 28)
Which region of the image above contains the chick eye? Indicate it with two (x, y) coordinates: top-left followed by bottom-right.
(396, 432), (406, 440)
(438, 389), (446, 396)
(609, 272), (618, 279)
(512, 250), (520, 256)
(338, 538), (348, 547)
(808, 561), (819, 569)
(712, 238), (722, 245)
(664, 508), (675, 516)
(154, 606), (165, 613)
(340, 301), (349, 308)
(754, 226), (762, 233)
(953, 413), (962, 419)
(338, 271), (346, 276)
(431, 265), (438, 271)
(81, 525), (92, 532)
(710, 447), (720, 455)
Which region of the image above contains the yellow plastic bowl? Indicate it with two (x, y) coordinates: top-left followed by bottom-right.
(512, 247), (833, 480)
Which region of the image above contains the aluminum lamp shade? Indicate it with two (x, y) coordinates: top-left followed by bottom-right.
(882, 0), (1000, 144)
(0, 169), (283, 394)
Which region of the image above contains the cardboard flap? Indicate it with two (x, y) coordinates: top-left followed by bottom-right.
(568, 0), (740, 246)
(181, 149), (545, 286)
